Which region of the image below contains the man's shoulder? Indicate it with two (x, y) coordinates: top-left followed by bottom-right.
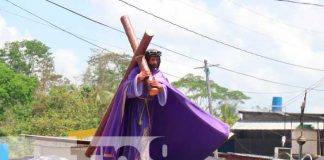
(154, 70), (169, 83)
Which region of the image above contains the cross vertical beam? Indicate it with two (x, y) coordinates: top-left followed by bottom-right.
(85, 15), (154, 158)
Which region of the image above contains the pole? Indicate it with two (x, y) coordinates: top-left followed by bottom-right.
(204, 60), (213, 114)
(195, 60), (219, 159)
(205, 60), (219, 159)
(194, 60), (219, 114)
(297, 91), (307, 160)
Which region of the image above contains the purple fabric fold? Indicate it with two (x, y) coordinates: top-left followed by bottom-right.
(97, 67), (230, 160)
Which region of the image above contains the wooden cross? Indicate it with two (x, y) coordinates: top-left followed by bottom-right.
(85, 15), (154, 157)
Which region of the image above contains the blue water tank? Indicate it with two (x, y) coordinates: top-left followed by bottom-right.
(272, 97), (282, 112)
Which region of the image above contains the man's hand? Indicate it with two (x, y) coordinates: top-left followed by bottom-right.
(137, 70), (150, 82)
(151, 80), (164, 92)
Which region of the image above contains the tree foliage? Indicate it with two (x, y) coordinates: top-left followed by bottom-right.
(0, 40), (61, 93)
(83, 49), (131, 92)
(0, 40), (51, 76)
(83, 50), (130, 111)
(0, 42), (131, 136)
(0, 62), (37, 111)
(172, 73), (250, 125)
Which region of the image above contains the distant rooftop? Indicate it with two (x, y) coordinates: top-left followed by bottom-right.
(239, 110), (324, 122)
(232, 110), (324, 130)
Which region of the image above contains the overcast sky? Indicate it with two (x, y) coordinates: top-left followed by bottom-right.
(1, 0), (324, 113)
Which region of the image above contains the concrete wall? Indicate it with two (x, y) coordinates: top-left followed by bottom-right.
(32, 139), (78, 160)
(26, 135), (91, 160)
(291, 129), (318, 155)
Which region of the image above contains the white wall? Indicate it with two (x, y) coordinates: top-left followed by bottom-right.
(291, 129), (318, 155)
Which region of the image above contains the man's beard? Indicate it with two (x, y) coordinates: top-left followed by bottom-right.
(148, 64), (159, 72)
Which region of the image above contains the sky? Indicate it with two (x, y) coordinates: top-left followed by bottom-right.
(1, 0), (324, 113)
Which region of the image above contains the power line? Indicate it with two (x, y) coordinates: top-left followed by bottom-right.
(7, 1), (324, 113)
(177, 0), (308, 49)
(43, 0), (324, 74)
(46, 0), (319, 70)
(162, 71), (310, 95)
(273, 0), (324, 8)
(120, 58), (322, 94)
(283, 93), (304, 107)
(45, 0), (198, 62)
(283, 75), (324, 107)
(150, 43), (203, 63)
(38, 0), (324, 90)
(228, 0), (324, 35)
(0, 7), (127, 53)
(44, 0), (125, 34)
(161, 71), (182, 79)
(6, 1), (324, 98)
(260, 75), (324, 112)
(0, 8), (53, 28)
(5, 0), (112, 53)
(44, 0), (202, 63)
(43, 0), (204, 63)
(240, 90), (303, 94)
(213, 65), (324, 91)
(2, 2), (198, 86)
(118, 0), (324, 72)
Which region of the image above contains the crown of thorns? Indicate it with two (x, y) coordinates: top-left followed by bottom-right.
(145, 49), (161, 57)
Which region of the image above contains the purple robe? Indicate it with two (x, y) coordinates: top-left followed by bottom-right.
(96, 67), (230, 160)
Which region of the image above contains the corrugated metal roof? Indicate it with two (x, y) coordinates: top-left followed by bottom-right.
(232, 122), (324, 130)
(239, 110), (324, 117)
(239, 110), (324, 119)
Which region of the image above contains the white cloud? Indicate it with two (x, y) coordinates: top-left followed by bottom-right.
(53, 49), (81, 84)
(86, 0), (324, 112)
(0, 13), (84, 85)
(0, 14), (32, 47)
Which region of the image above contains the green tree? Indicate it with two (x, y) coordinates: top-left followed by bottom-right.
(0, 43), (135, 136)
(0, 83), (103, 136)
(0, 40), (51, 75)
(25, 85), (101, 136)
(1, 49), (133, 136)
(172, 73), (249, 125)
(83, 49), (131, 92)
(0, 62), (37, 135)
(83, 50), (130, 111)
(0, 62), (38, 111)
(0, 40), (61, 93)
(218, 103), (239, 126)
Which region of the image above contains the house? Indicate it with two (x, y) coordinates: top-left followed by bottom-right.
(220, 110), (324, 158)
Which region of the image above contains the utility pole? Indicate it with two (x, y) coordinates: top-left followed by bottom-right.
(205, 60), (213, 114)
(194, 59), (219, 159)
(194, 60), (219, 114)
(297, 91), (307, 160)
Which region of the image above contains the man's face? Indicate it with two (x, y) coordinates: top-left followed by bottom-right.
(148, 56), (159, 71)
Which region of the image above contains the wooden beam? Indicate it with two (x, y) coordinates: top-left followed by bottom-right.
(85, 15), (154, 157)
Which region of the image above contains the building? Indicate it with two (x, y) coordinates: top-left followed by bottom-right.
(8, 135), (91, 160)
(220, 110), (324, 158)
